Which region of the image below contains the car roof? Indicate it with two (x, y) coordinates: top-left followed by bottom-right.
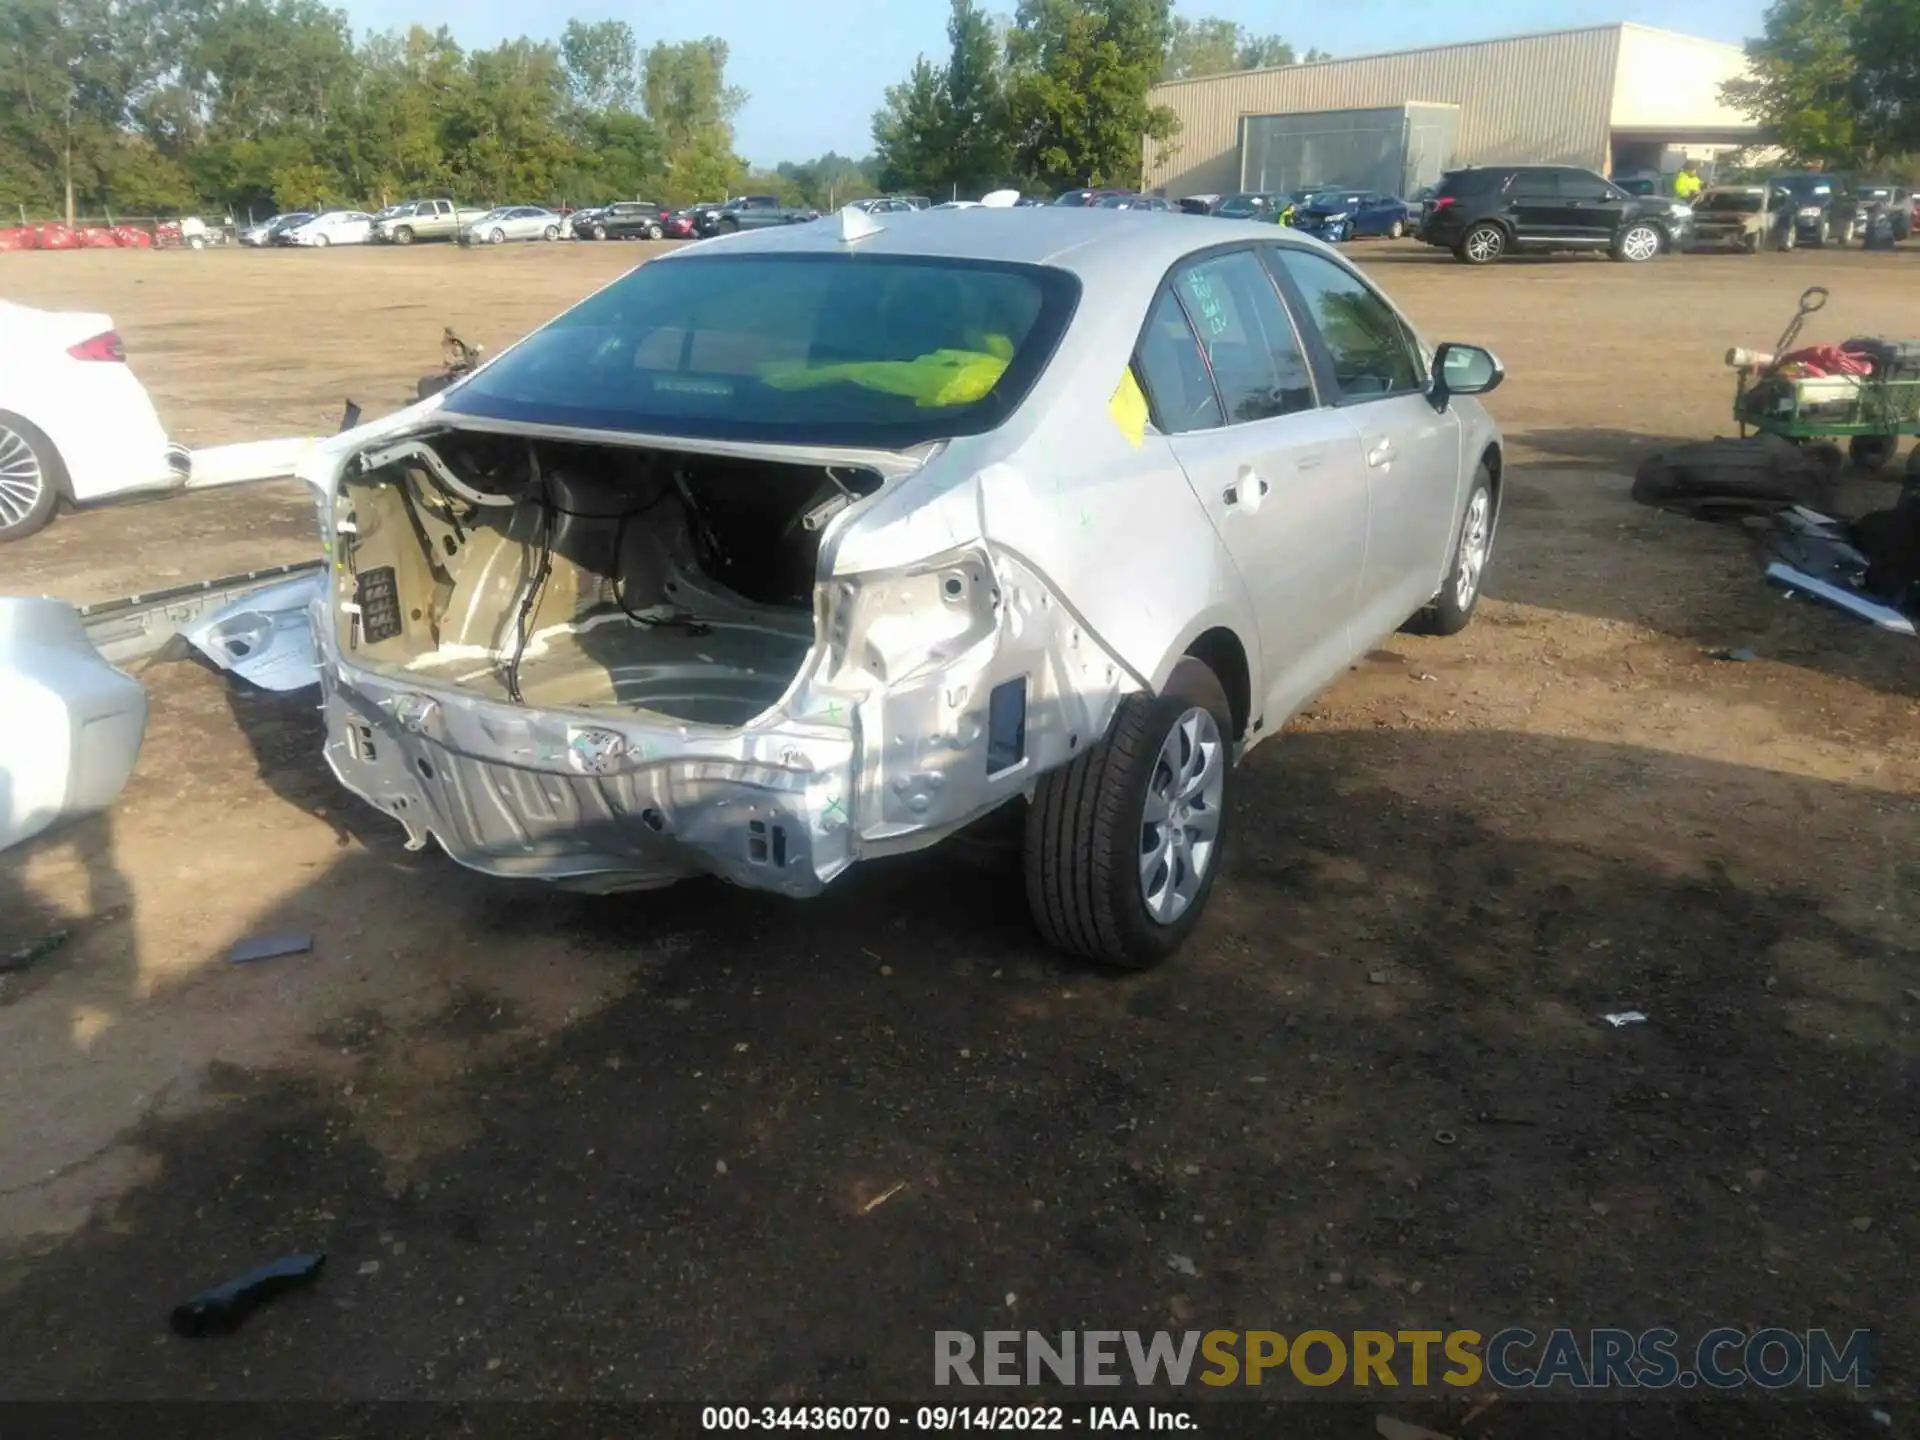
(658, 207), (1327, 281)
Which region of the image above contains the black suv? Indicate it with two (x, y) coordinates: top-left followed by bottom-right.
(1420, 164), (1692, 265)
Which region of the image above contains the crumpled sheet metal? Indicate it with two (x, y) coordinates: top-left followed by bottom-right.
(320, 544), (1136, 895)
(183, 572), (325, 690)
(1764, 506), (1916, 636)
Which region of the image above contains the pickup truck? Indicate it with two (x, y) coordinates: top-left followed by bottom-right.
(372, 199), (490, 245)
(694, 195), (818, 235)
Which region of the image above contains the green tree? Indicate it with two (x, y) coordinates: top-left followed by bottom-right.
(1004, 0), (1178, 191)
(1722, 0), (1877, 166)
(776, 150), (880, 208)
(1850, 0), (1920, 155)
(561, 18), (639, 113)
(873, 57), (954, 194)
(1161, 16), (1325, 80)
(873, 0), (1013, 197)
(643, 37), (746, 202)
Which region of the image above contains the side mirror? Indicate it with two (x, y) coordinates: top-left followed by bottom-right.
(1430, 342), (1505, 411)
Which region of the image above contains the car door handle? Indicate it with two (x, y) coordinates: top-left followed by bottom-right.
(1222, 470), (1271, 509)
(1366, 438), (1396, 468)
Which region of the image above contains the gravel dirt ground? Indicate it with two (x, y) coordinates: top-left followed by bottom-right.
(0, 240), (1915, 1433)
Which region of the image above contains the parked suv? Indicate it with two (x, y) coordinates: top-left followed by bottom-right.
(1841, 183), (1914, 243)
(1420, 165), (1690, 265)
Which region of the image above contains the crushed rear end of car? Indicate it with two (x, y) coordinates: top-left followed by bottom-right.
(307, 246), (1135, 898)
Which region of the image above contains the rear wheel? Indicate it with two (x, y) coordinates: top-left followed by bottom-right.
(0, 412), (62, 542)
(1456, 223), (1505, 264)
(1023, 657), (1234, 969)
(1613, 223), (1662, 262)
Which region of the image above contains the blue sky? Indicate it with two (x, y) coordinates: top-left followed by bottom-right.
(336, 0), (1771, 166)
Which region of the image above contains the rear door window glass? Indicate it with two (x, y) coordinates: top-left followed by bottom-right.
(1134, 288), (1222, 434)
(1168, 251), (1316, 423)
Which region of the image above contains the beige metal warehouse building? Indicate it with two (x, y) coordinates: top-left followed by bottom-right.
(1144, 22), (1759, 200)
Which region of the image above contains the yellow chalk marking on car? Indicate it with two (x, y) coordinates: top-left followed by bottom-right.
(1109, 369), (1148, 448)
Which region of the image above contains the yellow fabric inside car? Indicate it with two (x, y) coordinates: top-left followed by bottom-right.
(759, 333), (1014, 408)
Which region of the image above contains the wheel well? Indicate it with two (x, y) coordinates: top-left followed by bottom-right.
(1183, 628), (1251, 741)
(1480, 442), (1503, 508)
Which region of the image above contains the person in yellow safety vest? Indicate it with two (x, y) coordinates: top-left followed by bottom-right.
(1673, 162), (1703, 202)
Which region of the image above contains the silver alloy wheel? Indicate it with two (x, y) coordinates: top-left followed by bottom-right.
(1138, 706), (1226, 926)
(1621, 225), (1660, 261)
(1455, 487), (1492, 610)
(1388, 219), (1404, 239)
(1465, 226), (1502, 262)
(490, 228), (505, 244)
(0, 422), (47, 531)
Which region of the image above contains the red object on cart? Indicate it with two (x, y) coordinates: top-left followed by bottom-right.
(0, 226), (35, 251)
(1773, 343), (1876, 379)
(33, 223), (79, 250)
(78, 225), (120, 248)
(112, 225), (153, 248)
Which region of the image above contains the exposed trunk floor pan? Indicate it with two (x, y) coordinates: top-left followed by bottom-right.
(413, 615), (812, 726)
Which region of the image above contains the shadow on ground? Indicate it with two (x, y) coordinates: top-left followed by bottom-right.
(1484, 453), (1919, 700)
(0, 721), (1912, 1429)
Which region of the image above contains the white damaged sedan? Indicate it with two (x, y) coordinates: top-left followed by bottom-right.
(303, 208), (1505, 966)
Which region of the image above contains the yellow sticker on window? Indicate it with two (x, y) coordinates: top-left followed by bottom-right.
(1109, 368), (1149, 448)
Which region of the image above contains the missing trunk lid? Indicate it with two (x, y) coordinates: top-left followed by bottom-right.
(332, 430), (882, 727)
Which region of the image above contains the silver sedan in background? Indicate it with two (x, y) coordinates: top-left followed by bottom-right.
(457, 206), (564, 245)
(303, 210), (1505, 968)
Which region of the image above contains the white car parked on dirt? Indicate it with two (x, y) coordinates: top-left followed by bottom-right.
(0, 303), (188, 541)
(278, 210), (375, 247)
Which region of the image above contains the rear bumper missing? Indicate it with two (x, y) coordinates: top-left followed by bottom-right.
(318, 546), (1137, 897)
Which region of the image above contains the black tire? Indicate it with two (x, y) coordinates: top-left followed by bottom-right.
(719, 216), (740, 233)
(1406, 465), (1495, 636)
(647, 222), (663, 240)
(591, 224), (607, 240)
(1850, 434), (1896, 472)
(1387, 218), (1405, 239)
(1612, 222), (1663, 263)
(1455, 223), (1505, 265)
(1023, 656), (1234, 969)
(392, 226), (414, 245)
(543, 225), (558, 241)
(489, 228), (505, 245)
(1631, 434), (1839, 520)
(0, 411), (64, 542)
(1812, 219), (1829, 248)
(1908, 444), (1920, 481)
(1778, 224), (1797, 253)
(1742, 231), (1760, 254)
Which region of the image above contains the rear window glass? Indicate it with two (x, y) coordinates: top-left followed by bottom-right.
(442, 253), (1079, 447)
(1437, 170), (1501, 196)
